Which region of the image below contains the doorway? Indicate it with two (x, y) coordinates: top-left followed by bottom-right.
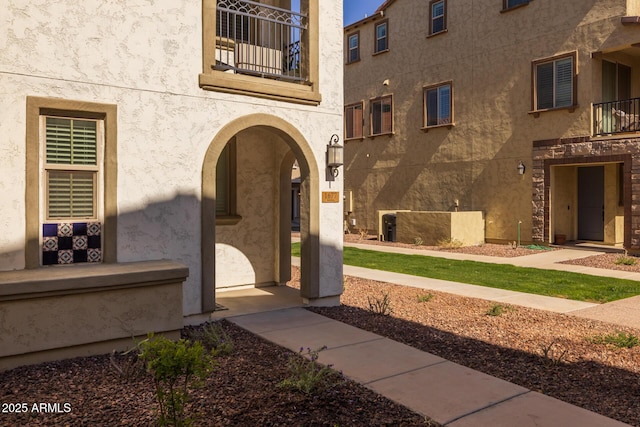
(578, 166), (604, 241)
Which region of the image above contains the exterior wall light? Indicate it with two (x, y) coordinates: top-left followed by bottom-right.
(327, 134), (344, 177)
(517, 161), (526, 175)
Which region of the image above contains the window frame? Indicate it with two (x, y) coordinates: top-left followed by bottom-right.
(531, 51), (578, 115)
(428, 0), (447, 37)
(422, 81), (454, 130)
(345, 101), (364, 140)
(41, 116), (103, 221)
(501, 0), (530, 12)
(25, 97), (117, 268)
(369, 95), (393, 137)
(373, 20), (389, 54)
(346, 31), (360, 64)
(215, 139), (241, 225)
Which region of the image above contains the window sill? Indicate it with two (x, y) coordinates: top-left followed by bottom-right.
(529, 105), (577, 117)
(421, 123), (455, 132)
(373, 49), (390, 56)
(368, 132), (394, 139)
(500, 2), (530, 13)
(346, 58), (361, 65)
(345, 136), (365, 142)
(427, 29), (448, 38)
(199, 72), (321, 106)
(216, 215), (242, 226)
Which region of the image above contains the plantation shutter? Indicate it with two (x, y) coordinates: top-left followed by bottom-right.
(438, 85), (451, 124)
(554, 57), (573, 108)
(48, 171), (95, 218)
(536, 62), (554, 110)
(353, 105), (363, 138)
(45, 117), (97, 219)
(382, 99), (392, 133)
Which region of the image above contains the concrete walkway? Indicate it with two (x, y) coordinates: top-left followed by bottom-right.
(213, 241), (639, 426)
(227, 307), (628, 426)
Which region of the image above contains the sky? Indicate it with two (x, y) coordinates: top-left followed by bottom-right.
(343, 0), (385, 26)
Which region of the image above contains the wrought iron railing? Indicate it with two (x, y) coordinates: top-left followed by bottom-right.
(215, 0), (307, 82)
(593, 97), (640, 136)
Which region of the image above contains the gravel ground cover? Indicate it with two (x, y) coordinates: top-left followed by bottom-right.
(284, 268), (640, 425)
(0, 320), (433, 426)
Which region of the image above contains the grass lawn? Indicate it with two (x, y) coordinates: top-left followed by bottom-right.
(291, 243), (640, 303)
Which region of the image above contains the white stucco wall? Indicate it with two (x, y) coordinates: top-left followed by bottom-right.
(0, 0), (344, 315)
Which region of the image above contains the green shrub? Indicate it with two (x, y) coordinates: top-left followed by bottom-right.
(199, 322), (234, 356)
(486, 304), (506, 317)
(278, 346), (336, 394)
(140, 334), (213, 426)
(615, 255), (636, 266)
(416, 293), (434, 303)
(588, 331), (639, 348)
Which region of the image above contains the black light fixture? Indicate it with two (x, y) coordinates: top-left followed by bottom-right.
(327, 134), (344, 177)
(517, 161), (526, 175)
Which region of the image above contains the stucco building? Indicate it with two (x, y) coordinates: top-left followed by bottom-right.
(0, 0), (344, 369)
(344, 0), (640, 250)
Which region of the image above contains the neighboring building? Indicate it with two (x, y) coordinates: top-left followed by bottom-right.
(1, 0), (344, 369)
(344, 0), (640, 249)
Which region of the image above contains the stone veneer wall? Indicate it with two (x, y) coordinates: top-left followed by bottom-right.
(532, 135), (635, 248)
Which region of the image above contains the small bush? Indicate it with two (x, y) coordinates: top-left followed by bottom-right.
(367, 292), (393, 315)
(539, 340), (568, 366)
(437, 238), (463, 249)
(588, 331), (639, 348)
(278, 346), (337, 394)
(615, 255), (636, 266)
(140, 334), (213, 426)
(416, 293), (434, 303)
(109, 339), (147, 381)
(486, 304), (506, 317)
(413, 236), (424, 246)
(200, 322), (234, 356)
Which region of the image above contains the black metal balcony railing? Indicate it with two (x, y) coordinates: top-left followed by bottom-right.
(593, 98), (640, 136)
(215, 0), (307, 82)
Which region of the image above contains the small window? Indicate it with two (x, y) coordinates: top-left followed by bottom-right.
(532, 52), (576, 111)
(424, 82), (453, 127)
(43, 117), (101, 220)
(374, 21), (388, 53)
(216, 140), (238, 220)
(503, 0), (529, 11)
(345, 102), (364, 139)
(429, 0), (446, 35)
(347, 32), (360, 63)
(370, 95), (393, 136)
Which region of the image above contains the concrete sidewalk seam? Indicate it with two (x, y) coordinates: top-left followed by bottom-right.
(362, 359), (448, 385)
(442, 389), (532, 426)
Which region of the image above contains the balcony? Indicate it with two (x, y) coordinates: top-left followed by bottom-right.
(214, 0), (307, 82)
(593, 98), (640, 137)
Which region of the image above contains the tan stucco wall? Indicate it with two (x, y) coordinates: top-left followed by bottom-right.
(396, 211), (484, 246)
(344, 0), (636, 245)
(0, 260), (187, 371)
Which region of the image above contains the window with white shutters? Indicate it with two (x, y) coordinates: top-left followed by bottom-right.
(43, 117), (101, 220)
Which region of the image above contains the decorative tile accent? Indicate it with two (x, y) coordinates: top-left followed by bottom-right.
(58, 223), (73, 237)
(43, 237), (58, 252)
(58, 250), (73, 264)
(73, 235), (88, 250)
(43, 222), (102, 265)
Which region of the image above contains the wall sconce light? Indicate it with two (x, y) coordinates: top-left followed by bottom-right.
(327, 134), (344, 177)
(517, 161), (526, 175)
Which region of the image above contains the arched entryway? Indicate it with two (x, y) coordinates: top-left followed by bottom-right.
(201, 114), (323, 313)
